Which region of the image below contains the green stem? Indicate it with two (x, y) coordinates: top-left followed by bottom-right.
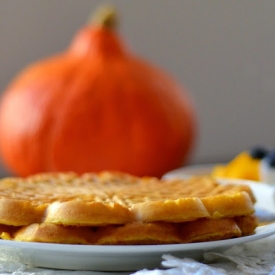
(91, 5), (118, 29)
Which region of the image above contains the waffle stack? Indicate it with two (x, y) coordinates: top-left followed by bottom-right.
(0, 172), (258, 245)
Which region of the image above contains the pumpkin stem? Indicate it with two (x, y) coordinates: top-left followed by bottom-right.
(91, 5), (118, 30)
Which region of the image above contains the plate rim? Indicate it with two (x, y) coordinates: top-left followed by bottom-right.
(0, 222), (275, 255)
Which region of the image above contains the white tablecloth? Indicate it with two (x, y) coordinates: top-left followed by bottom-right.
(0, 234), (275, 275)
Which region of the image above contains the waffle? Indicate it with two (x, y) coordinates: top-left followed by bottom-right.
(0, 215), (257, 245)
(0, 172), (255, 226)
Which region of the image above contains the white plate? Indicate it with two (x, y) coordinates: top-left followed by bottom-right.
(163, 163), (217, 179)
(0, 223), (275, 271)
(1, 170), (275, 272)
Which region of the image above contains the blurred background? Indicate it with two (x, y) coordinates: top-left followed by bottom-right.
(0, 0), (275, 176)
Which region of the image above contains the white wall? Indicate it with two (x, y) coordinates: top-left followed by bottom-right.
(1, 0), (275, 175)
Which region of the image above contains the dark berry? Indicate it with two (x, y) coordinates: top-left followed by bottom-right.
(263, 149), (275, 168)
(248, 146), (268, 159)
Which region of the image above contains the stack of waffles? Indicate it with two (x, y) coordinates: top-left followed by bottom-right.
(0, 172), (258, 245)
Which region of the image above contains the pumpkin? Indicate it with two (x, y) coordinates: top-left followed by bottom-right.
(0, 6), (197, 178)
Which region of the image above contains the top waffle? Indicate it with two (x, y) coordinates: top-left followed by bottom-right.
(0, 172), (255, 226)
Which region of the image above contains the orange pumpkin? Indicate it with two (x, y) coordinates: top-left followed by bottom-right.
(0, 7), (197, 178)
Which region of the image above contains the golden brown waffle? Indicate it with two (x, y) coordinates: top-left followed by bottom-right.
(0, 215), (257, 245)
(234, 215), (260, 235)
(0, 172), (255, 226)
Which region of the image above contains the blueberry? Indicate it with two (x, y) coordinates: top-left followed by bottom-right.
(248, 145), (268, 159)
(263, 150), (275, 168)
